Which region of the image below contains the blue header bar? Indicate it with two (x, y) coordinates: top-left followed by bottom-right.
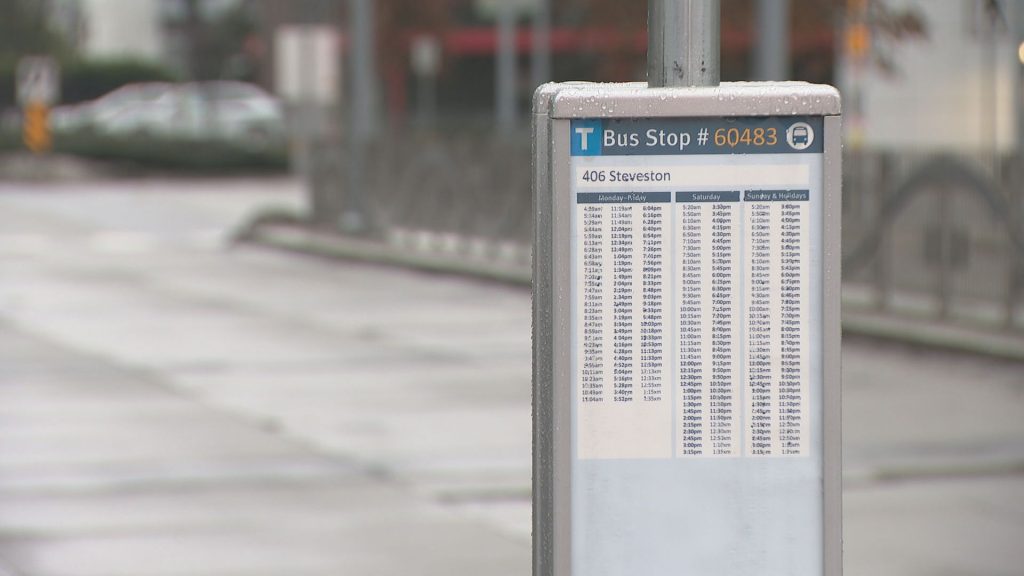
(570, 117), (824, 156)
(744, 190), (810, 202)
(676, 191), (742, 203)
(577, 192), (672, 204)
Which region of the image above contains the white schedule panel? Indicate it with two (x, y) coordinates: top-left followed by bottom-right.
(569, 116), (825, 576)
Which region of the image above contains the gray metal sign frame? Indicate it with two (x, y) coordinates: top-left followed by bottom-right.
(533, 81), (841, 576)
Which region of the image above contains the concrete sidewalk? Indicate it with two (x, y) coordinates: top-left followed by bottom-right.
(0, 179), (1022, 575)
(0, 180), (532, 575)
(0, 321), (527, 576)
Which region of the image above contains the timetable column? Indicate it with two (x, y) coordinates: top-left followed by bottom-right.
(743, 190), (811, 457)
(675, 196), (704, 456)
(575, 192), (672, 459)
(774, 192), (810, 456)
(639, 199), (669, 405)
(579, 201), (607, 405)
(743, 193), (775, 456)
(610, 199), (638, 405)
(675, 191), (741, 457)
(705, 194), (741, 456)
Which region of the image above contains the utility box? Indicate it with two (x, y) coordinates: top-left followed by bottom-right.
(533, 82), (841, 576)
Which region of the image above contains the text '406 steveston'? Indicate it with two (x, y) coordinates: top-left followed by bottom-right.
(580, 169), (672, 183)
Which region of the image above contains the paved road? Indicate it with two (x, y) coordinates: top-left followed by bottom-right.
(0, 178), (1021, 576)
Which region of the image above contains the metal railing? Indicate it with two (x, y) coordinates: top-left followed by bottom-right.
(842, 151), (1024, 332)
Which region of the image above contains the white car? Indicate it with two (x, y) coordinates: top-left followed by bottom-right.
(54, 81), (285, 148)
(50, 82), (174, 132)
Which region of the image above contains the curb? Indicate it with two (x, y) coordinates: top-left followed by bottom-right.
(240, 222), (532, 286)
(0, 152), (114, 182)
(244, 222), (1024, 362)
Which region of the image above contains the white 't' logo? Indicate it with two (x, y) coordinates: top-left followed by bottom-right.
(575, 127), (595, 151)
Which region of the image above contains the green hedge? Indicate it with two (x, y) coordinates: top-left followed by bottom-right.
(60, 58), (180, 104)
(1, 60), (19, 110)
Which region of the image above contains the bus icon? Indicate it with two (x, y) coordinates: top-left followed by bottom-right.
(792, 126), (809, 145)
(786, 122), (814, 150)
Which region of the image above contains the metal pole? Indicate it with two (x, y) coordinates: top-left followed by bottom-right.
(350, 0), (376, 142)
(496, 5), (517, 129)
(344, 0), (376, 234)
(647, 0), (720, 88)
(531, 0), (552, 88)
(298, 0), (318, 222)
(415, 72), (437, 128)
(1013, 5), (1024, 328)
(754, 0), (789, 80)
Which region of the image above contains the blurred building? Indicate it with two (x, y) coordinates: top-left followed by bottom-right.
(43, 0), (257, 81)
(841, 0), (1023, 155)
(253, 0), (837, 124)
(160, 0), (255, 78)
(838, 1), (1024, 335)
(51, 0), (165, 61)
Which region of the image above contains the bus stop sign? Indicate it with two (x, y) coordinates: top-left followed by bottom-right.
(533, 82), (842, 576)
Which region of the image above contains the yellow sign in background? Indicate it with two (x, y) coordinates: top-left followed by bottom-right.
(23, 102), (52, 154)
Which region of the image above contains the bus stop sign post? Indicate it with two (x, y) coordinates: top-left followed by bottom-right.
(532, 3), (841, 576)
